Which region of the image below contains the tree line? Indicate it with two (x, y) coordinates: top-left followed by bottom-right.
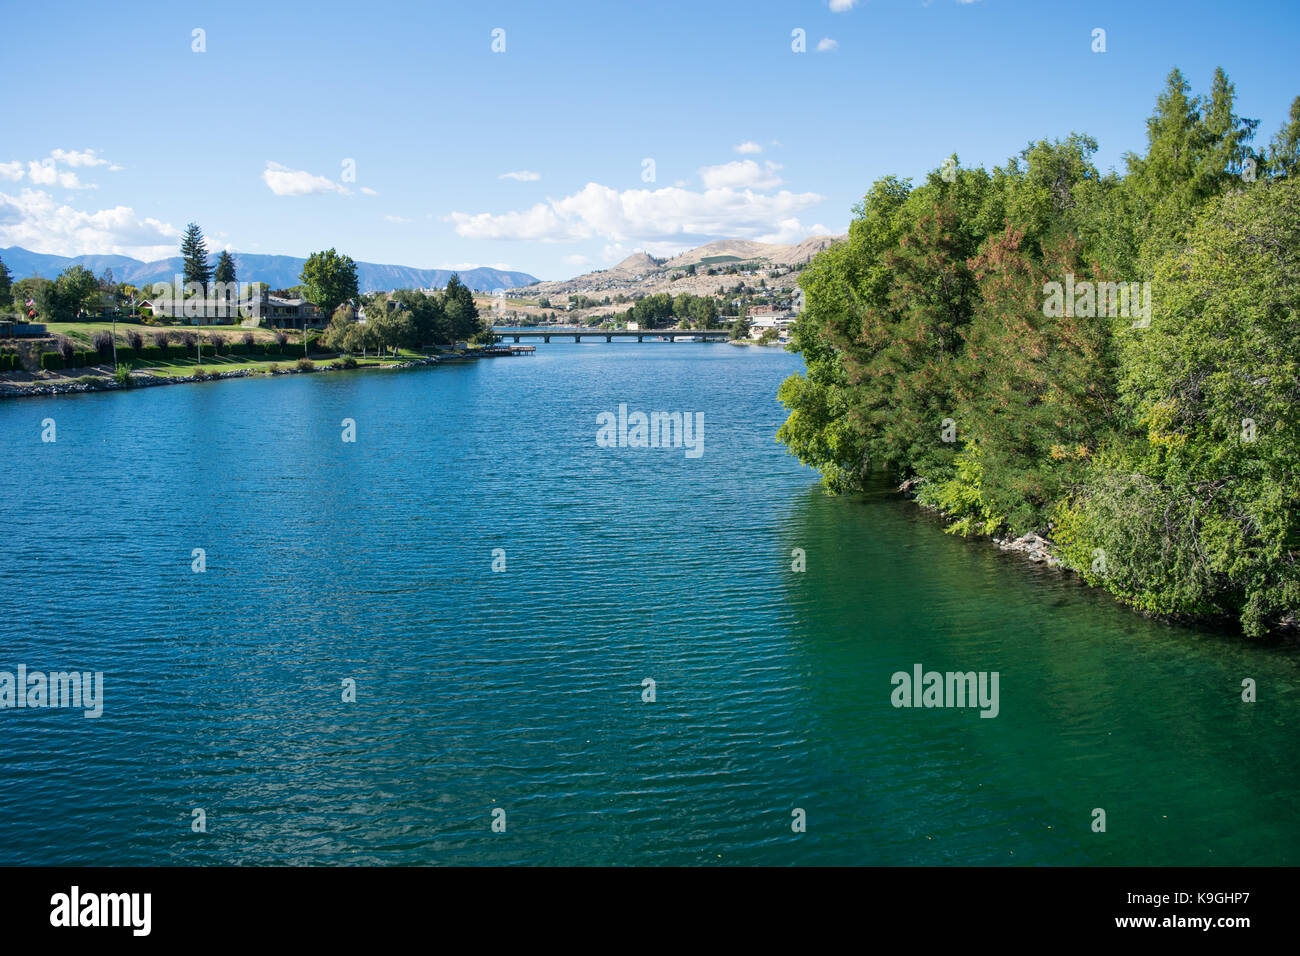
(777, 67), (1300, 637)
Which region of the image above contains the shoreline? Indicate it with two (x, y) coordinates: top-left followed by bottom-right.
(896, 479), (1298, 642)
(0, 353), (452, 400)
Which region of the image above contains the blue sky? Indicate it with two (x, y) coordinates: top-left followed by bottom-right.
(2, 0), (1297, 280)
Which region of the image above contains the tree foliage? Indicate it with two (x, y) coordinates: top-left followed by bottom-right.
(778, 67), (1299, 636)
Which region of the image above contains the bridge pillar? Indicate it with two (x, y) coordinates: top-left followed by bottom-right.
(574, 335), (581, 343)
(605, 335), (612, 343)
(543, 335), (550, 343)
(637, 335), (643, 342)
(513, 335), (520, 343)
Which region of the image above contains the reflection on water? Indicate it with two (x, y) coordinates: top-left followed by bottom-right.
(0, 344), (1294, 865)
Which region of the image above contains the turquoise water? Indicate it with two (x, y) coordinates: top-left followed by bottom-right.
(0, 343), (1296, 865)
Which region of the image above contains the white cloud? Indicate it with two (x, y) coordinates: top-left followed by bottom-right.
(757, 220), (832, 244)
(28, 159), (95, 190)
(261, 161), (350, 196)
(440, 262), (514, 271)
(563, 254), (590, 266)
(0, 162), (23, 181)
(734, 141), (763, 155)
(0, 188), (180, 259)
(829, 0), (858, 11)
(817, 37), (839, 52)
(360, 186), (378, 195)
(449, 180), (825, 246)
(698, 159), (784, 190)
(50, 148), (111, 168)
(499, 170), (541, 181)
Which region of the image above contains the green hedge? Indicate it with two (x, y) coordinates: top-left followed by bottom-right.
(115, 346), (136, 362)
(0, 353), (20, 372)
(40, 352), (65, 370)
(73, 350), (98, 367)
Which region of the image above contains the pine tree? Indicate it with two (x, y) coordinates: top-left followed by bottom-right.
(1267, 96), (1300, 178)
(213, 250), (237, 286)
(180, 222), (212, 292)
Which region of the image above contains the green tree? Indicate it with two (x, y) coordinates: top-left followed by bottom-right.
(213, 250), (237, 286)
(0, 256), (11, 309)
(1266, 95), (1300, 178)
(56, 265), (100, 318)
(300, 249), (360, 322)
(323, 303), (358, 352)
(1059, 178), (1300, 635)
(441, 274), (483, 341)
(180, 222), (213, 291)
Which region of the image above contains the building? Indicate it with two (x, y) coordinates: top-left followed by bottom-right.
(143, 294), (322, 328)
(748, 311), (797, 342)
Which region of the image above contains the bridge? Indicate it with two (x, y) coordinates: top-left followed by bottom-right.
(491, 327), (732, 343)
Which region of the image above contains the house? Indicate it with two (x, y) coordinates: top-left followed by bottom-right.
(748, 313), (797, 341)
(143, 294), (322, 328)
(256, 296), (321, 329)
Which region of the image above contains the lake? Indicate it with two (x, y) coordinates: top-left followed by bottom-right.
(1, 342), (1296, 865)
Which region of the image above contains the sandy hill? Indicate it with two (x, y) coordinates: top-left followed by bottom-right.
(514, 234), (846, 297)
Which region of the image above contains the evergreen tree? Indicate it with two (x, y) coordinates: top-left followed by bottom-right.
(1266, 96), (1300, 178)
(213, 250), (237, 286)
(180, 222), (213, 291)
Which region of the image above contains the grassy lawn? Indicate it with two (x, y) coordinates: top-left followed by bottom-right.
(44, 321), (293, 346)
(125, 347), (431, 375)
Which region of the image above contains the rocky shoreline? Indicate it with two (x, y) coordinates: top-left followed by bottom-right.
(0, 355), (445, 400)
(897, 477), (1066, 568)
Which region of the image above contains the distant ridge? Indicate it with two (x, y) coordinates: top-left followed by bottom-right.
(0, 246), (539, 294)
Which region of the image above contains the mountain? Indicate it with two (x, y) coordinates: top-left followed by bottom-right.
(520, 234), (846, 302)
(659, 236), (841, 269)
(0, 246), (539, 294)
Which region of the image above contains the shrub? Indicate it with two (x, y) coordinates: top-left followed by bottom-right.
(90, 330), (114, 359)
(275, 330), (289, 347)
(241, 331), (255, 347)
(115, 346), (136, 362)
(40, 352), (65, 370)
(228, 343), (248, 356)
(208, 332), (226, 353)
(340, 356), (358, 369)
(177, 331), (197, 349)
(296, 358), (315, 372)
(74, 350), (98, 368)
(140, 345), (166, 361)
(192, 367), (208, 380)
(57, 336), (75, 362)
(126, 329), (144, 350)
(113, 365), (133, 387)
(152, 330), (171, 349)
(268, 363), (281, 374)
